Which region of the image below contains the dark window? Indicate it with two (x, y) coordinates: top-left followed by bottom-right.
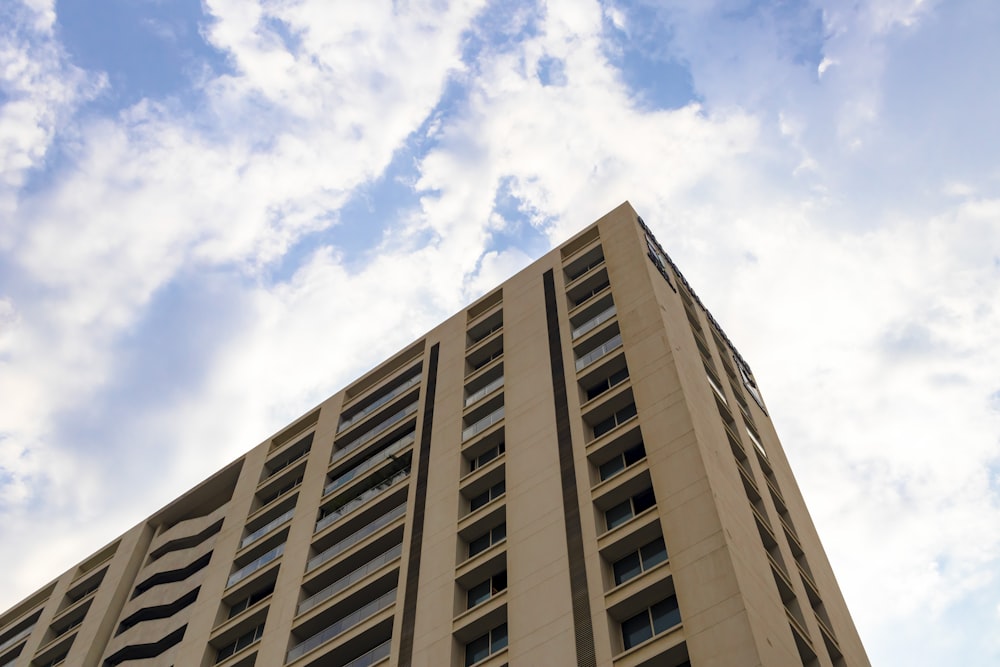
(572, 280), (610, 307)
(621, 596), (681, 650)
(612, 537), (668, 585)
(593, 403), (637, 438)
(467, 571), (507, 608)
(468, 523), (506, 558)
(605, 487), (656, 531)
(465, 623), (508, 666)
(216, 623), (264, 663)
(585, 367), (630, 401)
(227, 583), (274, 619)
(469, 442), (505, 472)
(470, 481), (505, 512)
(598, 442), (646, 481)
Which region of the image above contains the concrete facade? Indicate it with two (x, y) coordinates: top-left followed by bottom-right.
(0, 202), (870, 667)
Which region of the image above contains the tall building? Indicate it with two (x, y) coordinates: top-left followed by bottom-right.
(0, 202), (869, 667)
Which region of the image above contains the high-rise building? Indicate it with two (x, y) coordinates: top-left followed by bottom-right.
(0, 202), (869, 667)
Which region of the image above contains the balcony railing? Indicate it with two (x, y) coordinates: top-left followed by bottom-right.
(462, 406), (504, 441)
(315, 469), (410, 533)
(307, 504), (406, 573)
(333, 403), (418, 461)
(464, 376), (504, 407)
(575, 334), (622, 371)
(572, 304), (616, 340)
(286, 588), (397, 662)
(240, 508), (295, 549)
(331, 430), (414, 469)
(298, 544), (403, 614)
(338, 375), (421, 433)
(343, 639), (391, 667)
(0, 624), (34, 653)
(324, 438), (412, 496)
(228, 543), (284, 588)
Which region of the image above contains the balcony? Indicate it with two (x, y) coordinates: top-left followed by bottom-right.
(240, 508), (295, 550)
(343, 639), (391, 667)
(572, 304), (616, 340)
(462, 406), (504, 442)
(325, 439), (413, 496)
(576, 334), (622, 371)
(330, 401), (418, 463)
(464, 376), (504, 408)
(0, 624), (34, 653)
(298, 544), (402, 615)
(308, 504), (406, 573)
(316, 469), (410, 534)
(338, 375), (421, 433)
(286, 588), (397, 662)
(228, 544), (284, 588)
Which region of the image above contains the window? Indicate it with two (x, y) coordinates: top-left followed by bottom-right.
(572, 280), (610, 307)
(593, 403), (637, 438)
(585, 367), (629, 401)
(605, 488), (656, 531)
(621, 596), (681, 650)
(469, 442), (505, 472)
(465, 623), (508, 666)
(612, 537), (668, 585)
(472, 349), (503, 371)
(469, 481), (505, 512)
(468, 523), (506, 558)
(598, 442), (646, 481)
(227, 583), (274, 619)
(216, 623), (264, 662)
(567, 254), (604, 281)
(467, 571), (507, 609)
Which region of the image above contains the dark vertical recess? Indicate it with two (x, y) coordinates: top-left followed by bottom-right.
(397, 343), (439, 667)
(543, 270), (597, 667)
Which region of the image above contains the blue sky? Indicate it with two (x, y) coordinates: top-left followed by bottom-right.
(1, 0), (999, 664)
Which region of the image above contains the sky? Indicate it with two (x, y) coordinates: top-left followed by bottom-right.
(0, 0), (998, 663)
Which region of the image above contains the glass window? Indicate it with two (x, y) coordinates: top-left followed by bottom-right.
(605, 500), (633, 530)
(468, 523), (506, 558)
(470, 481), (505, 511)
(620, 596), (681, 651)
(599, 456), (626, 480)
(621, 611), (653, 650)
(611, 537), (668, 586)
(598, 442), (646, 481)
(470, 442), (505, 472)
(605, 488), (656, 531)
(594, 403), (637, 438)
(491, 623), (508, 651)
(623, 442), (645, 466)
(467, 572), (507, 609)
(651, 596), (681, 634)
(640, 537), (668, 569)
(613, 552), (643, 585)
(466, 623), (507, 666)
(633, 488), (656, 514)
(465, 633), (490, 665)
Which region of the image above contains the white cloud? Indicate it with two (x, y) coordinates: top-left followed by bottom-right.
(0, 0), (104, 221)
(0, 0), (491, 606)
